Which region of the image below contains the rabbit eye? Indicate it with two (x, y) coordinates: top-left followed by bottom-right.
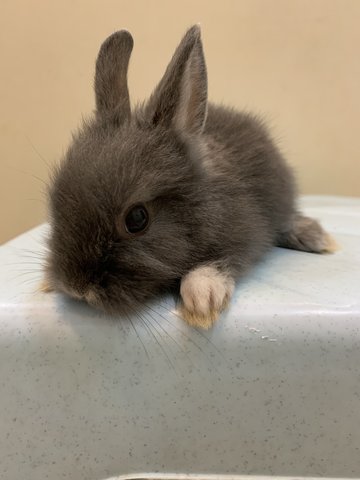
(125, 204), (149, 235)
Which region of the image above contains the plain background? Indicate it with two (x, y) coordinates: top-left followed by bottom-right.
(1, 0), (359, 244)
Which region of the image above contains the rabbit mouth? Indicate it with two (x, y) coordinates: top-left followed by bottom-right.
(83, 289), (100, 305)
(47, 271), (153, 315)
(56, 282), (102, 309)
(66, 285), (126, 315)
(76, 289), (103, 310)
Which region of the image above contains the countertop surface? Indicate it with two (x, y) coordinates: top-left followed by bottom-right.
(0, 196), (359, 480)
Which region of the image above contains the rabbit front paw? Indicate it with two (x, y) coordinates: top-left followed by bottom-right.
(180, 265), (234, 329)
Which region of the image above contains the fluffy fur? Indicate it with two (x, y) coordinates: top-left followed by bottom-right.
(46, 26), (335, 328)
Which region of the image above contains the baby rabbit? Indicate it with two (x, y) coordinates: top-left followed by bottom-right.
(45, 26), (336, 329)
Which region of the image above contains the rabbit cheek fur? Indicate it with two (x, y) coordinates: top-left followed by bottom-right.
(45, 26), (337, 329)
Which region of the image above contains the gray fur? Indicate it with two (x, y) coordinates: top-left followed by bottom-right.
(46, 26), (331, 315)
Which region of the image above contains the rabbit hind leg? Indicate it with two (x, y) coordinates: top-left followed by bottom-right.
(277, 214), (338, 254)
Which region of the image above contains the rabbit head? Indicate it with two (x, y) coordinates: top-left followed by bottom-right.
(46, 26), (211, 314)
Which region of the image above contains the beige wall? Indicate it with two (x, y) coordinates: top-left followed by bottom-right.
(1, 0), (359, 244)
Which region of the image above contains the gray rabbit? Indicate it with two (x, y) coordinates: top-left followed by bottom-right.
(45, 26), (337, 329)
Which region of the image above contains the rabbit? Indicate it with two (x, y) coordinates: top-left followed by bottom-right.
(44, 25), (337, 329)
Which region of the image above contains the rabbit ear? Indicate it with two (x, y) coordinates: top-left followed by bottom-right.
(145, 25), (208, 135)
(94, 30), (133, 122)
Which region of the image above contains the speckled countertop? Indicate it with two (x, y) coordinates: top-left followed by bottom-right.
(0, 196), (359, 480)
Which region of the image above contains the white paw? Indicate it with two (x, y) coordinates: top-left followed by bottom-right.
(180, 265), (234, 329)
